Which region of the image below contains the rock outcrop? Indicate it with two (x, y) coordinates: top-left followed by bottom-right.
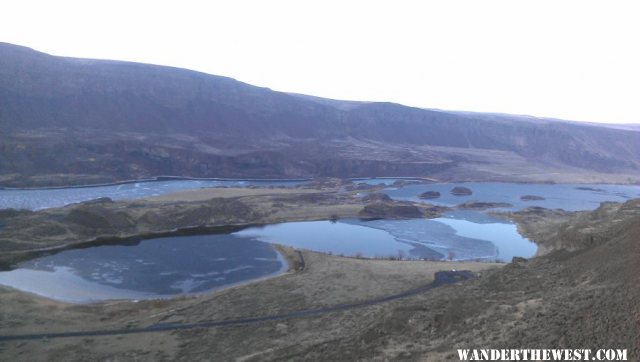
(419, 191), (441, 199)
(359, 202), (424, 219)
(450, 187), (472, 196)
(457, 201), (512, 209)
(520, 195), (545, 201)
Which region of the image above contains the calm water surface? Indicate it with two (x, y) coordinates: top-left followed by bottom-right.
(0, 180), (636, 302)
(0, 234), (286, 303)
(0, 213), (533, 302)
(236, 213), (535, 262)
(382, 182), (638, 211)
(0, 179), (307, 210)
(1, 180), (635, 211)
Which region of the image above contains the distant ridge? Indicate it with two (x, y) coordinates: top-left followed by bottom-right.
(1, 42), (639, 187)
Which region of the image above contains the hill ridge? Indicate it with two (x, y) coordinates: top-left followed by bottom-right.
(1, 42), (639, 187)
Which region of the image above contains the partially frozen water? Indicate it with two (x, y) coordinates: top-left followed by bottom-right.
(0, 179), (307, 210)
(235, 220), (414, 258)
(433, 212), (537, 261)
(236, 213), (534, 262)
(0, 234), (286, 303)
(0, 212), (534, 303)
(0, 180), (635, 302)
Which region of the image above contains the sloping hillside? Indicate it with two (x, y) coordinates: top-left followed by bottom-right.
(218, 200), (640, 361)
(1, 43), (639, 186)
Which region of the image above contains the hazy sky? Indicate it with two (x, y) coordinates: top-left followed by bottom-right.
(2, 0), (639, 124)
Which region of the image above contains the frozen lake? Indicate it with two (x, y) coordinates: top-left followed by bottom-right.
(0, 180), (636, 303)
(0, 212), (530, 303)
(237, 212), (534, 262)
(0, 234), (286, 303)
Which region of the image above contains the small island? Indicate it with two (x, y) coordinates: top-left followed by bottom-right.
(391, 179), (424, 187)
(359, 202), (425, 219)
(520, 195), (545, 201)
(576, 187), (606, 192)
(419, 191), (441, 199)
(457, 201), (513, 210)
(361, 192), (392, 202)
(450, 186), (472, 196)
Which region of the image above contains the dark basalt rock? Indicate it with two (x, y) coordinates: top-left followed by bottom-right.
(419, 191), (441, 199)
(64, 206), (134, 231)
(457, 201), (513, 210)
(511, 256), (528, 264)
(81, 197), (115, 205)
(359, 202), (424, 219)
(576, 187), (606, 192)
(391, 179), (424, 187)
(344, 183), (378, 191)
(361, 192), (392, 202)
(450, 186), (472, 196)
(520, 195), (545, 201)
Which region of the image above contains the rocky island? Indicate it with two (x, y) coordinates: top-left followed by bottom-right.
(457, 201), (513, 210)
(520, 195), (546, 201)
(419, 191), (441, 199)
(450, 186), (473, 196)
(1, 41), (640, 362)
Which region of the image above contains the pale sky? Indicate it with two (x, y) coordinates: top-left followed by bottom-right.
(1, 0), (639, 124)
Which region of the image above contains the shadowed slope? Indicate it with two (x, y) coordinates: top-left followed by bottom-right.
(1, 42), (639, 186)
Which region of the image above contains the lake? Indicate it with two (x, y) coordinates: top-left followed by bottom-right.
(0, 179), (307, 211)
(380, 182), (639, 211)
(236, 212), (534, 262)
(0, 179), (636, 302)
(0, 234), (286, 303)
(0, 212), (530, 302)
(1, 179), (635, 212)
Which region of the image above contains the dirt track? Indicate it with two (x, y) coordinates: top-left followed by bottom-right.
(0, 248), (500, 361)
(0, 270), (473, 342)
(3, 190), (638, 360)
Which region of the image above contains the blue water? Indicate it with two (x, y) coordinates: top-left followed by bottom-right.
(0, 180), (636, 303)
(0, 234), (286, 303)
(434, 212), (537, 261)
(1, 180), (635, 211)
(382, 182), (639, 211)
(352, 178), (424, 186)
(236, 214), (534, 262)
(235, 220), (415, 258)
(0, 179), (307, 210)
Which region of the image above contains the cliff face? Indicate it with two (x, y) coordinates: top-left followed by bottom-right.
(1, 42), (639, 186)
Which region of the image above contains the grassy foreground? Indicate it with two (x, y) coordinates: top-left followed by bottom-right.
(1, 185), (639, 360)
(0, 248), (501, 361)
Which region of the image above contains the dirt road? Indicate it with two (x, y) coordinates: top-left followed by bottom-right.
(0, 271), (472, 342)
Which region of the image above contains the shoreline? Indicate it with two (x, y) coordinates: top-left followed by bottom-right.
(3, 175), (638, 191)
(0, 244), (297, 305)
(0, 217), (352, 269)
(0, 175), (312, 191)
(0, 248), (503, 330)
(1, 182), (636, 268)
